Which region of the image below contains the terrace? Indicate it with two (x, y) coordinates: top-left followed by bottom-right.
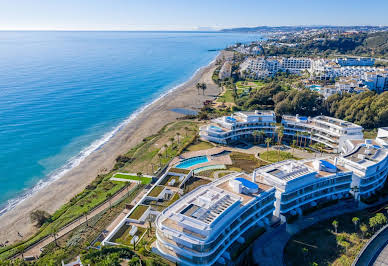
(128, 204), (149, 220)
(148, 185), (165, 198)
(110, 224), (147, 246)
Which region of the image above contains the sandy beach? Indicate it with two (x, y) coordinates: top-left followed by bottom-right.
(0, 50), (231, 244)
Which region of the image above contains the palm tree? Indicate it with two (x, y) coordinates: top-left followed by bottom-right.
(360, 224), (368, 239)
(265, 138), (271, 160)
(295, 132), (300, 147)
(106, 192), (112, 210)
(332, 220), (339, 233)
(176, 132), (181, 145)
(270, 123), (276, 142)
(303, 132), (309, 147)
(258, 130), (265, 144)
(169, 137), (174, 146)
(292, 140), (297, 155)
(157, 153), (162, 167)
(352, 217), (360, 232)
(84, 211), (89, 227)
(252, 130), (259, 144)
(51, 228), (58, 247)
(163, 144), (168, 158)
(201, 83), (207, 95)
(184, 126), (189, 137)
(196, 83), (201, 95)
(147, 218), (152, 237)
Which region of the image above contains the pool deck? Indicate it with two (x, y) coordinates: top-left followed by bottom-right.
(171, 147), (232, 170)
(180, 147), (226, 159)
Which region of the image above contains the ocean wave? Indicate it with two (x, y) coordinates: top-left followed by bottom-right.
(0, 55), (217, 216)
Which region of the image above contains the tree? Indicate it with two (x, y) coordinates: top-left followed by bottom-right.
(196, 83), (201, 95)
(163, 144), (168, 158)
(169, 137), (174, 146)
(252, 130), (259, 144)
(301, 247), (308, 263)
(184, 126), (189, 137)
(176, 132), (181, 145)
(360, 224), (368, 239)
(51, 227), (59, 247)
(30, 210), (51, 227)
(332, 220), (339, 233)
(258, 130), (265, 144)
(352, 217), (360, 232)
(265, 138), (272, 160)
(84, 211), (89, 227)
(157, 153), (162, 167)
(338, 240), (350, 253)
(201, 83), (207, 95)
(292, 140), (297, 155)
(107, 192), (113, 210)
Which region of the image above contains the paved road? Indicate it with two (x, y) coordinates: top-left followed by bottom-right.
(374, 242), (388, 266)
(20, 183), (139, 258)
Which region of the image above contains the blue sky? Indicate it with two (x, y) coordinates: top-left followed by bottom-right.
(0, 0), (387, 30)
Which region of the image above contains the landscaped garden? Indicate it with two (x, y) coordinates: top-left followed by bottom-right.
(128, 205), (149, 220)
(259, 150), (299, 163)
(185, 140), (215, 152)
(114, 225), (147, 247)
(159, 174), (181, 187)
(113, 173), (152, 184)
(228, 152), (268, 172)
(148, 186), (165, 198)
(284, 205), (388, 266)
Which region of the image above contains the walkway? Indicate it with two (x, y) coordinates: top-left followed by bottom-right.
(20, 182), (141, 258)
(373, 241), (388, 266)
(354, 225), (388, 266)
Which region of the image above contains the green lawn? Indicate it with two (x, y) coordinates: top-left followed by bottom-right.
(228, 152), (268, 172)
(128, 205), (149, 220)
(185, 140), (215, 152)
(259, 150), (299, 163)
(148, 185), (165, 198)
(160, 175), (181, 187)
(216, 89), (235, 103)
(113, 174), (152, 185)
(113, 225), (147, 247)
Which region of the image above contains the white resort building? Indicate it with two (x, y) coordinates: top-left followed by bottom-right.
(281, 115), (364, 152)
(340, 139), (388, 199)
(254, 158), (353, 221)
(199, 111), (276, 145)
(154, 173), (275, 265)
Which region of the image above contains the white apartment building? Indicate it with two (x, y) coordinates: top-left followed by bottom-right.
(199, 111), (276, 145)
(280, 57), (311, 74)
(240, 57), (311, 78)
(254, 158), (353, 221)
(335, 57), (375, 67)
(340, 139), (388, 199)
(154, 172), (275, 265)
(377, 128), (388, 146)
(363, 71), (388, 93)
(281, 115), (364, 152)
(218, 62), (232, 80)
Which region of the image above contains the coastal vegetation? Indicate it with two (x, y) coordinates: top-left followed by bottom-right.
(284, 205), (388, 266)
(264, 31), (388, 59)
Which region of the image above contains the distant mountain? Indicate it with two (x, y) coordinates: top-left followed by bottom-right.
(220, 25), (388, 33)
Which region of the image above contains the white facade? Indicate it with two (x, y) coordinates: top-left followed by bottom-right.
(240, 57), (311, 78)
(218, 62), (232, 80)
(335, 57), (375, 67)
(255, 159), (353, 220)
(200, 110), (276, 144)
(281, 115), (364, 152)
(377, 128), (388, 146)
(155, 173), (275, 265)
(340, 139), (388, 199)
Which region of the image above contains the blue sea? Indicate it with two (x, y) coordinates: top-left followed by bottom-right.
(0, 31), (259, 214)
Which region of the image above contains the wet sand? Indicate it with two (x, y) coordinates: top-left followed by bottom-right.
(0, 51), (231, 244)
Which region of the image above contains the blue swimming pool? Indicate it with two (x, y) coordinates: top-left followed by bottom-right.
(235, 177), (259, 190)
(175, 156), (209, 169)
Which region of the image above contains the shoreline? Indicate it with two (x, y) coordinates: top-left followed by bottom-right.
(0, 54), (218, 218)
(0, 50), (230, 244)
